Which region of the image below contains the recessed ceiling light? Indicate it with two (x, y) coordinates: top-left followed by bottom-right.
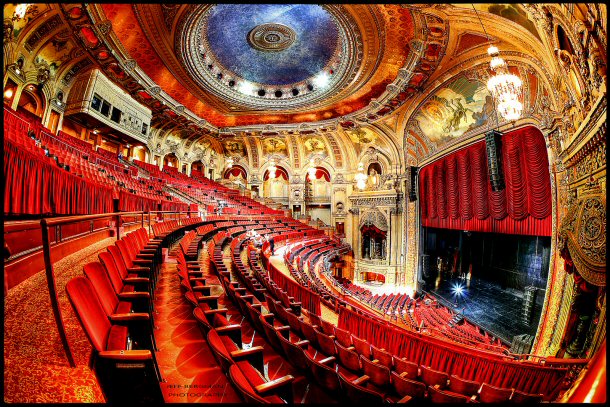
(238, 81), (255, 95)
(312, 72), (330, 89)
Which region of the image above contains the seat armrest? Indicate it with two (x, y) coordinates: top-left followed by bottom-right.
(123, 277), (150, 284)
(399, 372), (408, 378)
(99, 350), (152, 360)
(319, 356), (336, 365)
(128, 267), (150, 274)
(109, 313), (149, 322)
(397, 395), (412, 403)
(215, 324), (242, 333)
(295, 340), (309, 348)
(117, 292), (150, 300)
(348, 346), (356, 351)
(254, 375), (294, 395)
(230, 346), (264, 359)
(353, 375), (370, 386)
(251, 303), (263, 310)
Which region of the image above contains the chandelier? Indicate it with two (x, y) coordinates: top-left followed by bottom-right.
(307, 158), (317, 180)
(267, 158), (277, 179)
(486, 46), (523, 121)
(225, 156), (234, 169)
(12, 4), (32, 21)
(355, 163), (367, 190)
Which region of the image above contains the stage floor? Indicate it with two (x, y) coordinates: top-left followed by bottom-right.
(429, 278), (543, 345)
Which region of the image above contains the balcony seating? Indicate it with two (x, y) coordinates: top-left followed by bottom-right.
(336, 342), (362, 374)
(299, 319), (319, 348)
(99, 250), (152, 303)
(333, 326), (353, 348)
(352, 336), (373, 360)
(448, 374), (482, 397)
(510, 389), (543, 403)
(394, 357), (419, 379)
(315, 330), (337, 357)
(391, 371), (426, 401)
(371, 344), (394, 370)
(277, 331), (311, 371)
(228, 363), (294, 404)
(303, 351), (341, 392)
(360, 354), (392, 388)
(337, 371), (386, 404)
(206, 326), (264, 375)
(65, 276), (163, 403)
(477, 382), (513, 403)
(428, 385), (470, 403)
(420, 365), (450, 389)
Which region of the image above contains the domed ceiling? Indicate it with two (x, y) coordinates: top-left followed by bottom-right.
(100, 4), (419, 127)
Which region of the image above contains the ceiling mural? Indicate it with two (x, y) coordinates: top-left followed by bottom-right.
(412, 76), (494, 146)
(34, 30), (75, 78)
(302, 136), (328, 156)
(346, 127), (379, 156)
(456, 4), (541, 41)
(261, 137), (288, 156)
(224, 139), (247, 157)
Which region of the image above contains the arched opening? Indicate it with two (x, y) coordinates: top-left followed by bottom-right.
(17, 85), (44, 120)
(3, 78), (18, 107)
(163, 152), (179, 169)
(305, 167), (331, 225)
(262, 165), (289, 203)
(223, 165), (247, 188)
(191, 160), (205, 180)
(418, 125), (553, 349)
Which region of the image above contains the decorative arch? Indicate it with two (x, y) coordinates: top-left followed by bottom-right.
(306, 166), (331, 182)
(224, 164), (247, 180)
(263, 165), (289, 181)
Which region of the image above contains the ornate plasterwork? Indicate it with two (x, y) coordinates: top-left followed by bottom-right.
(247, 23), (296, 52)
(177, 4), (364, 110)
(349, 192), (399, 209)
(559, 195), (606, 287)
(359, 208), (389, 231)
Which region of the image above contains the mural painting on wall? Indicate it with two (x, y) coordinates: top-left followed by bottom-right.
(414, 76), (494, 145)
(224, 139), (246, 156)
(460, 4), (541, 41)
(33, 32), (75, 78)
(303, 136), (328, 155)
(262, 137), (288, 156)
(346, 127), (378, 155)
(5, 4), (50, 40)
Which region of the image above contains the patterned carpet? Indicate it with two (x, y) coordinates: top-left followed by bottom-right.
(4, 239), (114, 403)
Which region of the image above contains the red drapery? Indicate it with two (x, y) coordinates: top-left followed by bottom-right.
(118, 190), (159, 212)
(360, 224), (387, 239)
(224, 165), (247, 179)
(263, 166), (289, 181)
(4, 139), (114, 215)
(419, 126), (551, 236)
(338, 307), (567, 399)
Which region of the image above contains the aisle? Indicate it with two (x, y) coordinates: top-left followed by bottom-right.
(154, 244), (241, 403)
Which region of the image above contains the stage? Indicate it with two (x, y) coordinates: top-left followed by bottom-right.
(428, 277), (544, 346)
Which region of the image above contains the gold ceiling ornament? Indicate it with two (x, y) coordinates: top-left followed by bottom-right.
(559, 194), (606, 287)
(472, 4), (523, 122)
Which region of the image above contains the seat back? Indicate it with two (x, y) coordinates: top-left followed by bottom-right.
(304, 352), (339, 392)
(278, 334), (309, 370)
(66, 276), (111, 352)
(510, 389), (543, 403)
(391, 371), (426, 399)
(360, 355), (391, 388)
(259, 315), (285, 353)
(448, 374), (481, 397)
(206, 328), (234, 374)
(308, 313), (322, 327)
(336, 342), (361, 373)
(352, 336), (372, 359)
(420, 365), (449, 388)
(338, 371), (385, 404)
(300, 320), (318, 348)
(116, 239), (136, 267)
(228, 364), (279, 404)
(479, 382), (513, 403)
(371, 344), (393, 369)
(394, 357), (419, 379)
(83, 261), (119, 316)
(106, 245), (130, 280)
(193, 306), (213, 333)
(334, 326), (352, 348)
(99, 250), (126, 293)
(319, 319), (335, 336)
(285, 312), (303, 336)
(428, 385), (469, 403)
(315, 330), (337, 356)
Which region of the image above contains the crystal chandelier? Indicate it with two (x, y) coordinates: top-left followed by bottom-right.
(13, 4), (31, 21)
(486, 46), (523, 121)
(355, 163), (367, 190)
(225, 156), (233, 169)
(267, 158), (277, 179)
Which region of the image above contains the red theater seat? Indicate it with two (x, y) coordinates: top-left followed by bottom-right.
(361, 355), (392, 388)
(448, 374), (482, 397)
(394, 357), (419, 379)
(336, 342), (362, 374)
(338, 371), (386, 404)
(428, 385), (470, 403)
(228, 363), (294, 404)
(478, 382), (513, 403)
(420, 365), (449, 389)
(352, 335), (373, 359)
(510, 389), (543, 403)
(391, 371), (426, 400)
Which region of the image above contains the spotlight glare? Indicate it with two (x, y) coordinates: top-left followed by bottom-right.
(452, 284), (464, 296)
(238, 81), (255, 95)
(312, 71), (330, 89)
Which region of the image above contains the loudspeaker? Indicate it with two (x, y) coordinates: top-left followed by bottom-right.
(409, 166), (418, 202)
(485, 129), (505, 191)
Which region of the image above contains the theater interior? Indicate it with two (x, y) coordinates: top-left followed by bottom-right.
(3, 3), (606, 404)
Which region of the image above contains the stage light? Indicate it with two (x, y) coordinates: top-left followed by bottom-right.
(452, 283), (464, 296)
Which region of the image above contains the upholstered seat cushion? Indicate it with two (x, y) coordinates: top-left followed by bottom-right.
(106, 325), (128, 351)
(115, 301), (133, 314)
(230, 363), (284, 404)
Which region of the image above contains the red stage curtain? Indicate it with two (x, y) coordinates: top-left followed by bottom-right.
(419, 126), (551, 236)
